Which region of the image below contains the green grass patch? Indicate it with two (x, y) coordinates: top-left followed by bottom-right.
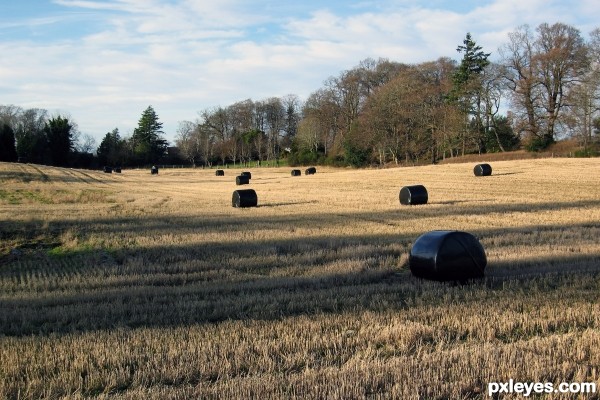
(0, 188), (114, 205)
(0, 189), (52, 204)
(48, 243), (95, 258)
(0, 190), (22, 204)
(19, 189), (52, 204)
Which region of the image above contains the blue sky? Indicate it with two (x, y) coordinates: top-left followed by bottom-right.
(1, 0), (598, 144)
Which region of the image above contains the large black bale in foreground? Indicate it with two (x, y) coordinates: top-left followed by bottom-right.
(232, 189), (258, 208)
(399, 185), (428, 205)
(409, 230), (487, 282)
(474, 163), (492, 176)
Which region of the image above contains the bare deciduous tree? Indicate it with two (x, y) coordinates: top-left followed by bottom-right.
(501, 23), (589, 149)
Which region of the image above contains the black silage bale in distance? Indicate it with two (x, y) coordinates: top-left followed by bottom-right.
(151, 166), (159, 175)
(114, 167), (121, 173)
(232, 189), (258, 208)
(291, 169), (301, 176)
(474, 163), (492, 176)
(215, 169), (225, 176)
(399, 185), (428, 205)
(241, 171), (252, 179)
(409, 230), (487, 282)
(236, 175), (250, 185)
(305, 167), (317, 175)
(103, 166), (112, 173)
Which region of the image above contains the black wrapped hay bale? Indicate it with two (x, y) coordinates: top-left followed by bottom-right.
(236, 175), (250, 185)
(241, 171), (252, 179)
(305, 167), (317, 175)
(114, 167), (121, 173)
(399, 185), (428, 205)
(103, 166), (112, 173)
(151, 166), (159, 175)
(215, 169), (225, 176)
(232, 189), (258, 208)
(474, 163), (492, 176)
(409, 230), (487, 282)
(291, 169), (301, 176)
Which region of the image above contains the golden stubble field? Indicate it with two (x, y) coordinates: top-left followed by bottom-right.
(1, 158), (600, 399)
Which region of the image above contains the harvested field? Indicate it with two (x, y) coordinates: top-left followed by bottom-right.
(1, 159), (599, 399)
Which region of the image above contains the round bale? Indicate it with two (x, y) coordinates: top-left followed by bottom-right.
(215, 169), (225, 176)
(151, 166), (159, 175)
(103, 166), (113, 173)
(305, 167), (317, 175)
(232, 189), (258, 208)
(241, 171), (252, 179)
(114, 167), (121, 173)
(236, 175), (250, 185)
(474, 163), (492, 176)
(409, 230), (487, 282)
(399, 185), (428, 205)
(291, 169), (301, 176)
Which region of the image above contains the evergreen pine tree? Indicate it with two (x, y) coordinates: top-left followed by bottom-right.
(130, 106), (168, 165)
(449, 33), (491, 153)
(44, 116), (74, 166)
(0, 124), (18, 162)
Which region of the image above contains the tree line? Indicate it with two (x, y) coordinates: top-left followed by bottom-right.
(175, 22), (600, 167)
(0, 106), (96, 167)
(0, 105), (174, 168)
(1, 22), (599, 168)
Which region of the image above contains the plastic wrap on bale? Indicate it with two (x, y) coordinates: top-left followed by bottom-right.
(399, 185), (428, 205)
(236, 175), (250, 185)
(474, 163), (492, 176)
(215, 169), (225, 176)
(291, 169), (301, 176)
(232, 189), (258, 208)
(409, 230), (486, 282)
(305, 167), (317, 175)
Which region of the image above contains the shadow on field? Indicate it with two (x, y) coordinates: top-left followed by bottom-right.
(1, 211), (599, 336)
(258, 200), (318, 208)
(3, 198), (600, 240)
(0, 168), (118, 185)
(430, 199), (488, 205)
(490, 172), (522, 176)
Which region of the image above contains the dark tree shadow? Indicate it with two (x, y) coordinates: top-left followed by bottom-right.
(1, 210), (599, 336)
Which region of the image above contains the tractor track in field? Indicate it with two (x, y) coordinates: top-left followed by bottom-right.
(57, 168), (92, 184)
(27, 164), (51, 182)
(71, 169), (111, 185)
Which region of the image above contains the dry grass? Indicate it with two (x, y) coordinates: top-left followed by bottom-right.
(0, 159), (599, 399)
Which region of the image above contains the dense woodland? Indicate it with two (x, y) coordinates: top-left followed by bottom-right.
(1, 22), (599, 168)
